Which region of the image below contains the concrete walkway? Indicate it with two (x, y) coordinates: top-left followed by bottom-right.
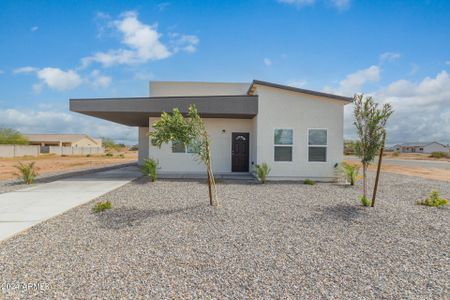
(0, 165), (141, 242)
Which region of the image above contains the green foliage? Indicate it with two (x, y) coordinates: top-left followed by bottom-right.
(92, 201), (112, 213)
(304, 179), (315, 185)
(0, 128), (29, 145)
(105, 152), (113, 157)
(15, 161), (38, 184)
(129, 144), (139, 151)
(430, 152), (448, 158)
(339, 162), (360, 186)
(141, 158), (159, 182)
(255, 163), (271, 183)
(344, 139), (357, 155)
(102, 138), (126, 150)
(149, 105), (218, 206)
(360, 196), (370, 206)
(417, 191), (448, 207)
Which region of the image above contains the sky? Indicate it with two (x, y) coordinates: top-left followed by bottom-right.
(0, 0), (449, 145)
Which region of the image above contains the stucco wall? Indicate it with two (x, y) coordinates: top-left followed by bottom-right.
(149, 81), (250, 97)
(0, 145), (40, 157)
(72, 138), (102, 147)
(138, 127), (150, 165)
(147, 117), (255, 173)
(254, 85), (346, 180)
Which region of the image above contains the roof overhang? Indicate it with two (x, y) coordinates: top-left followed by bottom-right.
(247, 80), (353, 103)
(70, 95), (258, 127)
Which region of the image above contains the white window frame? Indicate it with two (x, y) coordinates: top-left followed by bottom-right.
(274, 128), (294, 162)
(307, 128), (328, 162)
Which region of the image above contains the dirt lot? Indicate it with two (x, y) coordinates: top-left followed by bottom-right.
(383, 152), (450, 161)
(0, 151), (137, 180)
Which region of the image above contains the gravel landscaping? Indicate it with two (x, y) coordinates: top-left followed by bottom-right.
(0, 172), (449, 299)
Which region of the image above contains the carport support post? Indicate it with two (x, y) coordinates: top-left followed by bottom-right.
(371, 131), (386, 207)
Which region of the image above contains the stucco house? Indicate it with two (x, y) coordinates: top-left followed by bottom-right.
(25, 134), (102, 148)
(70, 80), (352, 180)
(393, 142), (449, 154)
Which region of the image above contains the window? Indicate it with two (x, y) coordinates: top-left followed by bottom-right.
(308, 129), (327, 162)
(274, 129), (293, 161)
(172, 141), (186, 153)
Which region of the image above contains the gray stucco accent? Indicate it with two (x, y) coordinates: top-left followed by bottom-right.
(70, 95), (258, 127)
(248, 80), (353, 102)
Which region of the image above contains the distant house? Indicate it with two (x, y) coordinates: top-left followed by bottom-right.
(393, 142), (449, 154)
(24, 134), (102, 148)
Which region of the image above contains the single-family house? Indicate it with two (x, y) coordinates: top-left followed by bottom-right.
(70, 80), (352, 180)
(25, 134), (102, 148)
(393, 142), (449, 154)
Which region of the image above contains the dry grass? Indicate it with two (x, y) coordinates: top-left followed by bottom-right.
(383, 152), (450, 162)
(0, 151), (137, 180)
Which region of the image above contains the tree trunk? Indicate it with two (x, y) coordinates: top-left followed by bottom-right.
(371, 132), (386, 207)
(362, 163), (367, 199)
(205, 138), (218, 207)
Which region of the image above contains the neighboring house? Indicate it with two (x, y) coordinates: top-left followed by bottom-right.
(393, 142), (449, 154)
(70, 80), (352, 180)
(24, 134), (102, 148)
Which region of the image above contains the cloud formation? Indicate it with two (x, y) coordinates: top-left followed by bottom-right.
(82, 11), (198, 67)
(379, 52), (401, 63)
(36, 68), (82, 91)
(277, 0), (351, 10)
(324, 65), (380, 96)
(263, 58), (272, 66)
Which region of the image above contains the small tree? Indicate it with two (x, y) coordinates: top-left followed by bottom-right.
(353, 94), (393, 202)
(0, 128), (28, 145)
(149, 105), (219, 206)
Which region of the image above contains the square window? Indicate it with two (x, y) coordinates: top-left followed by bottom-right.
(274, 129), (293, 145)
(274, 146), (292, 161)
(308, 129), (327, 145)
(309, 146), (326, 162)
(172, 141), (186, 153)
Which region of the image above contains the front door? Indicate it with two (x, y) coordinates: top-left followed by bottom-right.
(231, 132), (249, 172)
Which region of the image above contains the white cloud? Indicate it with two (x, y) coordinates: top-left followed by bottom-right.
(157, 2), (170, 11)
(0, 108), (137, 144)
(287, 79), (307, 88)
(82, 11), (172, 67)
(0, 70), (4, 75)
(379, 52), (401, 63)
(88, 70), (112, 88)
(446, 61), (450, 65)
(13, 66), (38, 74)
(263, 58), (272, 66)
(277, 0), (316, 7)
(30, 26), (39, 32)
(343, 70), (450, 144)
(36, 68), (82, 91)
(325, 65), (380, 95)
(169, 33), (199, 53)
(329, 0), (350, 10)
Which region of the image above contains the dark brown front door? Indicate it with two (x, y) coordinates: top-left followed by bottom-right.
(232, 132), (249, 172)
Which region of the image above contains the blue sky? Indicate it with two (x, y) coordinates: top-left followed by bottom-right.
(0, 0), (449, 144)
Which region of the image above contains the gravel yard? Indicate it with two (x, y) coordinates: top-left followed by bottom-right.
(0, 173), (449, 299)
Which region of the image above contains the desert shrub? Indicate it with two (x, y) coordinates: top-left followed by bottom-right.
(0, 128), (29, 145)
(92, 201), (112, 213)
(416, 191), (448, 207)
(118, 154), (125, 158)
(392, 151), (400, 157)
(339, 162), (360, 186)
(15, 161), (38, 184)
(304, 179), (315, 185)
(255, 163), (271, 183)
(360, 195), (370, 206)
(105, 152), (113, 157)
(86, 154), (91, 157)
(141, 158), (159, 182)
(430, 152), (449, 159)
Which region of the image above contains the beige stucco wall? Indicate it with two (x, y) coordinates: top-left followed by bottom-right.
(72, 138), (102, 147)
(253, 85), (346, 180)
(147, 117), (255, 173)
(138, 127), (150, 165)
(149, 81), (250, 97)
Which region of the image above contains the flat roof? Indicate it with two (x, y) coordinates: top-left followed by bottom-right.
(70, 95), (258, 127)
(248, 80), (353, 102)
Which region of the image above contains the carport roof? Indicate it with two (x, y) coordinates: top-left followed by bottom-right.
(70, 95), (258, 127)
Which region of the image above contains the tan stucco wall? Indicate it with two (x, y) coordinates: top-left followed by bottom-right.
(72, 138), (102, 147)
(149, 81), (250, 97)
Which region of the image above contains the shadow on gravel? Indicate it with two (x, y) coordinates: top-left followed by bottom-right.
(95, 204), (205, 229)
(315, 203), (367, 222)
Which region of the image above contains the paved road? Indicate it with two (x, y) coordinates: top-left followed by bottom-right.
(0, 166), (141, 242)
(346, 156), (450, 170)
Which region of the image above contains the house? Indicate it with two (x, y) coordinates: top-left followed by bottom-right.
(70, 80), (352, 180)
(393, 142), (449, 154)
(25, 134), (102, 148)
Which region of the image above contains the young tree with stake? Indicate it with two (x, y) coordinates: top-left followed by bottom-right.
(353, 94), (393, 205)
(149, 105), (219, 207)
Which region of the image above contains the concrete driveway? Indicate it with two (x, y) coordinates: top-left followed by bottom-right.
(0, 165), (141, 242)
